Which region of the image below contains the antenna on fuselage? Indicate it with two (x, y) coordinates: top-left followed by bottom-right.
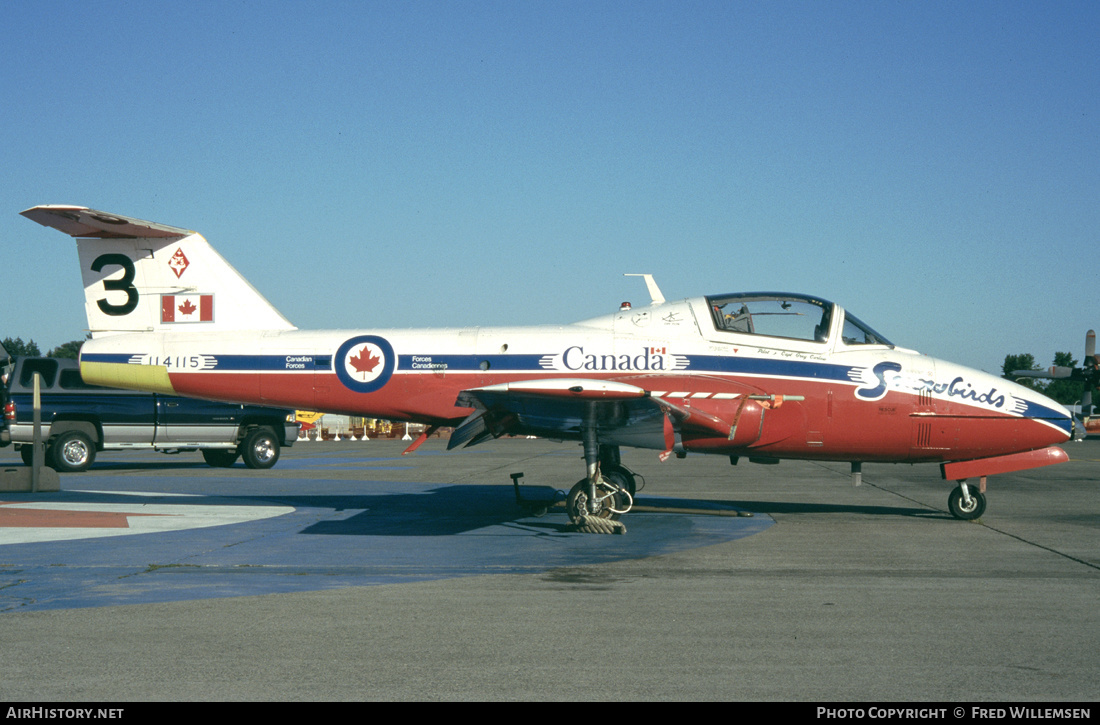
(624, 274), (665, 305)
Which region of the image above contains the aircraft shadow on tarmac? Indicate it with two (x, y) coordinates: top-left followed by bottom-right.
(253, 487), (945, 535)
(278, 485), (584, 536)
(128, 490), (936, 534)
(43, 483), (941, 539)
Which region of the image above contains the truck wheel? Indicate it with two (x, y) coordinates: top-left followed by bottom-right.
(19, 445), (34, 466)
(202, 449), (239, 467)
(240, 428), (280, 469)
(49, 431), (96, 473)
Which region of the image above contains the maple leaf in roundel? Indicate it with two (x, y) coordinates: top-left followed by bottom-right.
(349, 345), (381, 375)
(178, 299), (197, 316)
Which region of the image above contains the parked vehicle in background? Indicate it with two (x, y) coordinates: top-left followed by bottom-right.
(1, 357), (298, 472)
(0, 340), (11, 446)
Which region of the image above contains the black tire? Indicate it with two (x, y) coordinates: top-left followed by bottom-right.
(202, 449), (239, 468)
(948, 485), (986, 520)
(49, 431), (96, 473)
(240, 428), (280, 469)
(19, 445), (34, 466)
(566, 477), (627, 524)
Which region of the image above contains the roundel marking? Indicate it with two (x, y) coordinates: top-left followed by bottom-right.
(335, 335), (396, 393)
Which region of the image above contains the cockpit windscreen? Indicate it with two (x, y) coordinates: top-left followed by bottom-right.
(708, 293), (893, 347)
(839, 311), (893, 347)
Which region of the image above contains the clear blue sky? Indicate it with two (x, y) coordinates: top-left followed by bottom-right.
(2, 0), (1097, 374)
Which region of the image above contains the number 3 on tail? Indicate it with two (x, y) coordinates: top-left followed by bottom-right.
(91, 254), (138, 316)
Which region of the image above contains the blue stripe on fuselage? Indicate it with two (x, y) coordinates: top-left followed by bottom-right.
(1017, 400), (1074, 434)
(81, 350), (856, 380)
(81, 353), (333, 371)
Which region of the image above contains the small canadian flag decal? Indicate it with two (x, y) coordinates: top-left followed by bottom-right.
(162, 294), (214, 323)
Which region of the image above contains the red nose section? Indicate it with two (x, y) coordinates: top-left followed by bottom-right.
(944, 406), (1071, 461)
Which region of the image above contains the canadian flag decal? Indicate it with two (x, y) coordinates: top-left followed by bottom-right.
(161, 294), (214, 323)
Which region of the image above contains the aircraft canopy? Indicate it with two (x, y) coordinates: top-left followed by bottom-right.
(706, 292), (893, 347)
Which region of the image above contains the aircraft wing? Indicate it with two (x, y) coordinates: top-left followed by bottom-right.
(450, 376), (798, 452)
(21, 206), (193, 239)
(451, 378), (665, 449)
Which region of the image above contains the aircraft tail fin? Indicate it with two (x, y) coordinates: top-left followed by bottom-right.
(21, 206), (295, 338)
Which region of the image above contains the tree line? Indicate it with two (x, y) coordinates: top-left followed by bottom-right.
(1, 337), (84, 360)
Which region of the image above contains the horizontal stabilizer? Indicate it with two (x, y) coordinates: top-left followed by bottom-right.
(21, 206), (193, 239)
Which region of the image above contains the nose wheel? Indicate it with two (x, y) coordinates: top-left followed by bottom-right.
(948, 481), (986, 520)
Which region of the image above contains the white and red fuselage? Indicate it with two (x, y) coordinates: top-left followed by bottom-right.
(77, 293), (1072, 468)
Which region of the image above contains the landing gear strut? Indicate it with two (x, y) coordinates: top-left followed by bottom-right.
(564, 423), (635, 525)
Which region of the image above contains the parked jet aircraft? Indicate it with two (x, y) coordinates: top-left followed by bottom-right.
(1015, 330), (1100, 437)
(22, 205), (1073, 522)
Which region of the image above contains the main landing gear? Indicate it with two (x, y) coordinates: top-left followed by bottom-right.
(564, 431), (637, 527)
(948, 479), (987, 521)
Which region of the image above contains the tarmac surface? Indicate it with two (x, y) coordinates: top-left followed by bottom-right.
(0, 436), (1097, 701)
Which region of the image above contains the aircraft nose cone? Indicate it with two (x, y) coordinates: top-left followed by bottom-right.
(1003, 377), (1073, 445)
(930, 361), (1072, 458)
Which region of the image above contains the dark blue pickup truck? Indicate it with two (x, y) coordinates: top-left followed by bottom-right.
(1, 356), (298, 472)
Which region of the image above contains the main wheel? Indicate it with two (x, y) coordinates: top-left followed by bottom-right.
(240, 428), (280, 469)
(566, 477), (628, 524)
(202, 449), (240, 468)
(948, 485), (986, 520)
(602, 465), (637, 498)
(49, 431), (96, 473)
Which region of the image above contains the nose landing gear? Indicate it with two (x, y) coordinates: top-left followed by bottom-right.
(948, 479), (987, 520)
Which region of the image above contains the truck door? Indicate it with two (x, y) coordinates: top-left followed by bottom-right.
(155, 395), (242, 445)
